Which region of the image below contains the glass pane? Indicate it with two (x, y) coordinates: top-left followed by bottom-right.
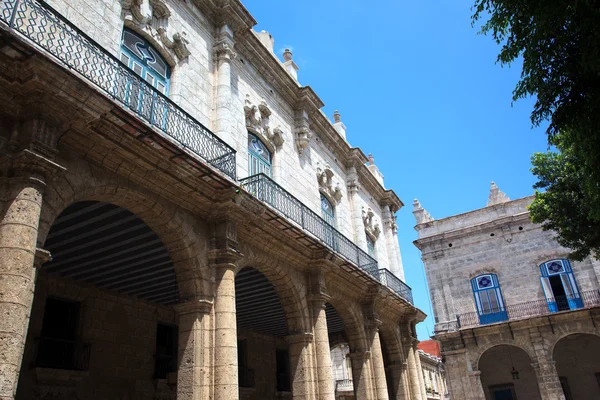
(477, 275), (493, 289)
(248, 134), (271, 162)
(546, 260), (565, 275)
(122, 30), (145, 60)
(148, 46), (167, 78)
(120, 52), (130, 65)
(478, 291), (492, 313)
(145, 74), (154, 86)
(133, 62), (143, 77)
(487, 289), (499, 312)
(157, 81), (166, 94)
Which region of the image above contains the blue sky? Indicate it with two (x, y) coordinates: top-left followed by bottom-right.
(243, 0), (549, 339)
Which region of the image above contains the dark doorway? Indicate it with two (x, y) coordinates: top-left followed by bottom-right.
(490, 384), (517, 400)
(549, 275), (569, 311)
(154, 323), (177, 379)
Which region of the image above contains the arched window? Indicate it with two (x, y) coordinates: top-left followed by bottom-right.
(366, 234), (376, 257)
(248, 133), (272, 177)
(540, 259), (583, 312)
(320, 194), (335, 226)
(120, 29), (170, 94)
(470, 274), (507, 325)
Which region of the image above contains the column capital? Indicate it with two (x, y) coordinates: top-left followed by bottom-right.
(214, 25), (236, 61)
(2, 149), (66, 189)
(285, 332), (314, 345)
(174, 298), (214, 315)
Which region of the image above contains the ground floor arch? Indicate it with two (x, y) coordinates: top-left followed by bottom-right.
(16, 200), (190, 400)
(553, 333), (600, 400)
(479, 345), (541, 400)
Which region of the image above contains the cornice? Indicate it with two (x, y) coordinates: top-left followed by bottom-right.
(413, 212), (532, 250)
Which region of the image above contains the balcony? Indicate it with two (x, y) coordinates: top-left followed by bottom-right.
(0, 0), (236, 180)
(335, 379), (354, 392)
(239, 174), (413, 305)
(456, 289), (600, 329)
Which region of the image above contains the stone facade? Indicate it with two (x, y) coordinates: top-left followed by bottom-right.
(417, 341), (448, 400)
(0, 1), (425, 400)
(413, 183), (600, 400)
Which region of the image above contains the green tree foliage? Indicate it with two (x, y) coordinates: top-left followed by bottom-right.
(473, 1), (600, 259)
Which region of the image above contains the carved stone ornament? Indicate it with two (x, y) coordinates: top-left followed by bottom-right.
(244, 95), (285, 149)
(413, 198), (433, 224)
(362, 207), (381, 240)
(316, 163), (343, 203)
(294, 109), (312, 155)
(487, 181), (510, 206)
(122, 0), (190, 61)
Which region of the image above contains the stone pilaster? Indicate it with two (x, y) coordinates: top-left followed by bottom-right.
(382, 205), (402, 280)
(0, 117), (64, 400)
(529, 328), (565, 400)
(348, 351), (375, 400)
(346, 169), (368, 251)
(213, 25), (236, 147)
(467, 370), (486, 400)
(286, 332), (317, 400)
(210, 219), (243, 400)
(174, 299), (213, 400)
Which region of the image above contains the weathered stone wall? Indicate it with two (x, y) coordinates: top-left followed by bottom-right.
(17, 274), (177, 400)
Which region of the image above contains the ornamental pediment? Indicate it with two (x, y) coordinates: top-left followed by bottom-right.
(316, 163), (342, 204)
(244, 95), (285, 149)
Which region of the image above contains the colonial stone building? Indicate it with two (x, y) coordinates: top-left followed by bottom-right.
(413, 183), (600, 400)
(417, 341), (448, 400)
(0, 0), (426, 399)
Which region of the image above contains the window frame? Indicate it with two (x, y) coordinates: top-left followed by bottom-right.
(539, 259), (583, 312)
(470, 274), (508, 325)
(248, 132), (273, 177)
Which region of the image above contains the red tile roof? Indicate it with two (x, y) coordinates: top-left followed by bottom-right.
(418, 340), (441, 357)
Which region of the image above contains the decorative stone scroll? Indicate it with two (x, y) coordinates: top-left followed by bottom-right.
(244, 95), (285, 149)
(316, 163), (343, 203)
(122, 0), (190, 61)
(362, 207), (381, 240)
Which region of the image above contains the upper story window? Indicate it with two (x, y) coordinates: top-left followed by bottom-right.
(320, 194), (335, 226)
(120, 29), (170, 95)
(248, 133), (272, 177)
(470, 274), (508, 325)
(366, 234), (376, 257)
(540, 259), (583, 312)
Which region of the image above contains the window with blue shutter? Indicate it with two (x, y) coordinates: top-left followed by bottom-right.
(539, 259), (583, 312)
(366, 235), (376, 257)
(471, 274), (508, 325)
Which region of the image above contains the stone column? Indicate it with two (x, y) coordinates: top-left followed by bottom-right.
(467, 370), (486, 400)
(311, 297), (335, 400)
(412, 342), (428, 400)
(175, 299), (213, 400)
(370, 328), (390, 400)
(214, 25), (236, 147)
(387, 361), (409, 400)
(390, 221), (405, 282)
(531, 361), (565, 400)
(287, 332), (317, 400)
(405, 342), (423, 400)
(529, 328), (565, 400)
(0, 130), (64, 400)
(210, 219), (242, 400)
(348, 351), (375, 400)
(346, 167), (368, 251)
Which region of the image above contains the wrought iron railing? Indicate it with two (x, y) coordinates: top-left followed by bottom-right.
(0, 0), (236, 179)
(34, 337), (91, 370)
(240, 174), (414, 305)
(241, 174), (379, 277)
(456, 289), (600, 329)
(379, 268), (414, 305)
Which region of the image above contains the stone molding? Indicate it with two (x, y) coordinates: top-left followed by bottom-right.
(214, 25), (236, 62)
(122, 0), (190, 61)
(294, 108), (311, 155)
(174, 298), (214, 315)
(244, 95), (284, 149)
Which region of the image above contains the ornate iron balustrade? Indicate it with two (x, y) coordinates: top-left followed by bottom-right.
(379, 268), (414, 305)
(456, 289), (600, 329)
(241, 173), (379, 278)
(0, 0), (236, 180)
(34, 337), (91, 371)
(240, 174), (414, 305)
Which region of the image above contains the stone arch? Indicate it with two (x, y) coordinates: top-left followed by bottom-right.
(552, 332), (600, 400)
(549, 329), (600, 357)
(235, 250), (309, 334)
(325, 297), (368, 353)
(478, 344), (542, 400)
(473, 341), (536, 372)
(39, 170), (208, 301)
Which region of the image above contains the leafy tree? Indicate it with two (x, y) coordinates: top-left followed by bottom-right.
(472, 1), (600, 259)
